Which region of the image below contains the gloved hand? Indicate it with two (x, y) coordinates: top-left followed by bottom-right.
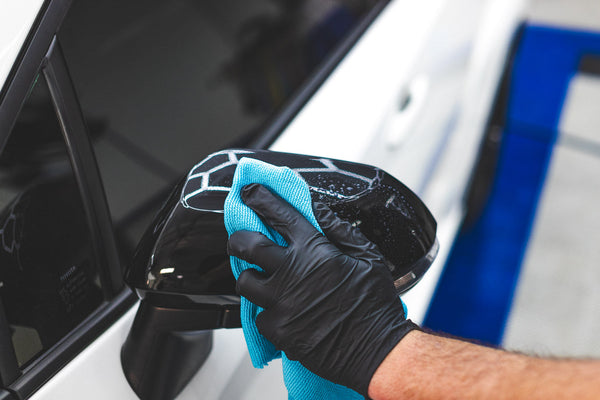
(227, 183), (419, 396)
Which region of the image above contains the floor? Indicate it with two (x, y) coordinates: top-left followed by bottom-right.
(502, 0), (600, 358)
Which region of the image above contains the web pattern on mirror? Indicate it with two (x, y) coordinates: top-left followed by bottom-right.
(181, 149), (383, 211)
(182, 149), (255, 208)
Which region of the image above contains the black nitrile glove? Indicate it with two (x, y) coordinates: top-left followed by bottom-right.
(227, 183), (419, 396)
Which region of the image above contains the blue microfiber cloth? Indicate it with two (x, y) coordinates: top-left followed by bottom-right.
(224, 157), (363, 400)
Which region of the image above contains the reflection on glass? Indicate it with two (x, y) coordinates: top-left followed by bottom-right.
(58, 0), (379, 262)
(219, 0), (365, 113)
(0, 76), (103, 367)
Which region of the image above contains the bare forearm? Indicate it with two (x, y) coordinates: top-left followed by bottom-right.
(369, 330), (600, 400)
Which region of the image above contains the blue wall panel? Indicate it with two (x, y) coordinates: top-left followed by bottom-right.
(424, 25), (600, 345)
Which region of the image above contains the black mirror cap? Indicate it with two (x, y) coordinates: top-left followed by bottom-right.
(125, 149), (438, 312)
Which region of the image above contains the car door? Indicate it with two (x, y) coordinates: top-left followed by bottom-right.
(0, 0), (525, 399)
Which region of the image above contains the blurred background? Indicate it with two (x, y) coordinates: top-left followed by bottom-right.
(502, 0), (600, 357)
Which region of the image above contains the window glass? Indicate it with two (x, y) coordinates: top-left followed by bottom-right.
(58, 0), (380, 260)
(0, 75), (103, 367)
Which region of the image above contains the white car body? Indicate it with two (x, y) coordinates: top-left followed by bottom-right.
(0, 0), (527, 398)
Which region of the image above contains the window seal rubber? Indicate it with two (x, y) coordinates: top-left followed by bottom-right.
(42, 37), (123, 298)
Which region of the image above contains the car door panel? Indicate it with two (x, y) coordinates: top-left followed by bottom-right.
(29, 306), (288, 400)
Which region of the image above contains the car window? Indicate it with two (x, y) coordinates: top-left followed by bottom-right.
(57, 0), (381, 261)
(0, 75), (103, 369)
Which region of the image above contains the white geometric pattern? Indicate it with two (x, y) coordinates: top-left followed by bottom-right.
(182, 149), (383, 211)
(182, 149), (253, 209)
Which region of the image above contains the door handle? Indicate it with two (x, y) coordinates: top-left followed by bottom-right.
(385, 75), (430, 149)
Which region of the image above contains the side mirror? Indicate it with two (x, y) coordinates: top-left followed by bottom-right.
(121, 149), (438, 399)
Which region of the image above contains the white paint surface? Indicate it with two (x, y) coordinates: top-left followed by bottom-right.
(0, 0), (45, 93)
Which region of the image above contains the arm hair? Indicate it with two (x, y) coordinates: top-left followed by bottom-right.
(368, 330), (600, 400)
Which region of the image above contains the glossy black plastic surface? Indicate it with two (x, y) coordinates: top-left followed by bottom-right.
(126, 149), (438, 310)
(121, 300), (219, 400)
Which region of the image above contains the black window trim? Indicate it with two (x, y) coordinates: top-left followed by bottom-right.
(43, 38), (123, 297)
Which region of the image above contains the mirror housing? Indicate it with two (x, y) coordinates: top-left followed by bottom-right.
(128, 149), (438, 307)
(121, 149), (438, 399)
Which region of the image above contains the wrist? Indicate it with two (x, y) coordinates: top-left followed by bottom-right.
(360, 321), (420, 398)
(368, 329), (424, 400)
